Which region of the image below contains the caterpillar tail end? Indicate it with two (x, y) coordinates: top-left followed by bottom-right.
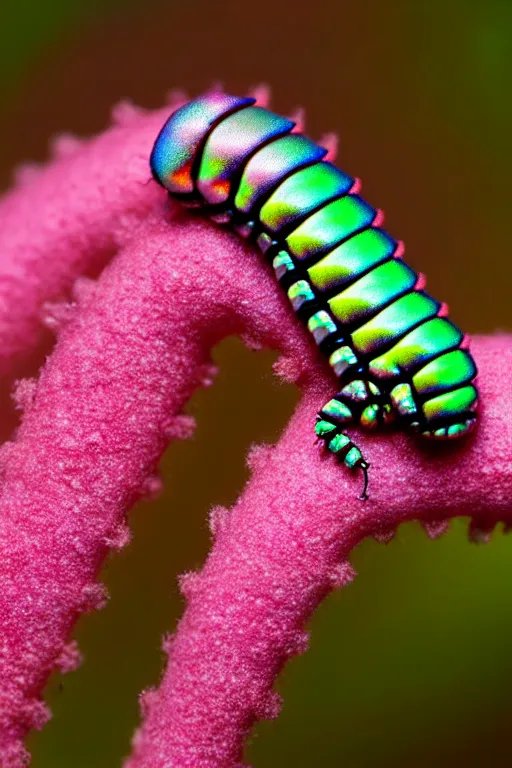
(357, 459), (370, 501)
(315, 419), (371, 501)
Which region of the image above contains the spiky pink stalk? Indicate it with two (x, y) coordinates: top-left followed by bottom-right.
(125, 337), (512, 768)
(0, 99), (510, 767)
(0, 96), (186, 378)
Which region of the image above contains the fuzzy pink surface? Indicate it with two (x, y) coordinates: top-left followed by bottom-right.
(0, 96), (186, 378)
(0, 100), (510, 767)
(126, 342), (511, 768)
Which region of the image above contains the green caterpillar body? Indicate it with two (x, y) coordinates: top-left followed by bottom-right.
(150, 92), (478, 498)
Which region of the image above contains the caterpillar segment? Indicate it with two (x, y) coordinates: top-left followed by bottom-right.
(150, 93), (479, 499)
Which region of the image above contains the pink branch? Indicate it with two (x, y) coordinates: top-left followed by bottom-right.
(0, 100), (510, 767)
(0, 207), (316, 766)
(0, 96), (185, 378)
(125, 339), (511, 768)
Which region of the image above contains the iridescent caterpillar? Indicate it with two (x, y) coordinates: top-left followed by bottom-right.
(150, 92), (478, 499)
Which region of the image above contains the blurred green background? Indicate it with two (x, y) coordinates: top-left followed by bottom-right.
(1, 1), (511, 765)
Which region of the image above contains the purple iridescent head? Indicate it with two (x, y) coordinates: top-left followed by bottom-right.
(149, 92), (254, 195)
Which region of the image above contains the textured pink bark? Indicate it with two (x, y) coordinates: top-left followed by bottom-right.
(0, 99), (510, 767)
(0, 208), (313, 766)
(0, 95), (185, 377)
(125, 336), (511, 768)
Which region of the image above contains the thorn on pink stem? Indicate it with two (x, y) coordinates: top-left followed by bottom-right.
(110, 100), (147, 127)
(249, 83), (271, 108)
(55, 641), (83, 674)
(49, 133), (84, 160)
(289, 106), (306, 132)
(319, 131), (339, 162)
(11, 378), (38, 413)
(208, 505), (231, 540)
(422, 519), (451, 539)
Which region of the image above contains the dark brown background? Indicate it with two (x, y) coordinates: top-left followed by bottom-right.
(1, 1), (511, 766)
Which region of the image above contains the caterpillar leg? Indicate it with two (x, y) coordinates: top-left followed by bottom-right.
(338, 379), (395, 430)
(315, 397), (370, 501)
(419, 418), (477, 440)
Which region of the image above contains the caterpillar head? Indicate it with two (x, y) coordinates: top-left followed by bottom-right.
(150, 92), (254, 195)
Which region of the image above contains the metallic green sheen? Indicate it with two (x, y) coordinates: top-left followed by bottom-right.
(447, 422), (473, 437)
(259, 163), (353, 233)
(328, 433), (351, 454)
(197, 107), (293, 204)
(315, 420), (338, 438)
(390, 382), (417, 416)
(321, 398), (352, 423)
(423, 385), (478, 423)
(307, 228), (396, 292)
(412, 350), (477, 397)
(286, 195), (376, 261)
(272, 251), (295, 279)
(351, 292), (440, 356)
(328, 260), (417, 327)
(329, 345), (358, 377)
(307, 310), (338, 343)
(369, 318), (463, 379)
(344, 446), (362, 468)
(234, 135), (326, 214)
(287, 280), (315, 310)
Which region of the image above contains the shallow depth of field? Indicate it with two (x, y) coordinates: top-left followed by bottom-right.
(1, 1), (511, 766)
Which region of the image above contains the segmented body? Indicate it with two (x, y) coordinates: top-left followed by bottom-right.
(150, 92), (478, 498)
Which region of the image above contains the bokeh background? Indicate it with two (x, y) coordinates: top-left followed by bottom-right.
(1, 1), (511, 765)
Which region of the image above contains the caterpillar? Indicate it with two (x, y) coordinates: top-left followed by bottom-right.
(149, 91), (478, 499)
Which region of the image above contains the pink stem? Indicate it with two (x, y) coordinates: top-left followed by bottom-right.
(0, 98), (510, 768)
(0, 208), (315, 766)
(0, 98), (185, 378)
(125, 336), (511, 768)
